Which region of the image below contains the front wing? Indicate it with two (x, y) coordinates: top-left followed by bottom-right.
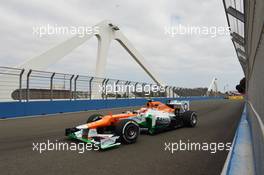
(66, 129), (121, 149)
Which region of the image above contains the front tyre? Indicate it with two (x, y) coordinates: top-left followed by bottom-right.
(86, 114), (103, 123)
(183, 111), (197, 127)
(115, 119), (140, 144)
(87, 114), (104, 133)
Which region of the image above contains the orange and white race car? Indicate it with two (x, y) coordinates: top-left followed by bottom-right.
(65, 100), (197, 149)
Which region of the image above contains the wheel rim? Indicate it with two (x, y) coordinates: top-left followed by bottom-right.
(192, 114), (197, 125)
(125, 124), (138, 139)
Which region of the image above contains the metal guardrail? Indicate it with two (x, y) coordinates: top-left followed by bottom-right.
(0, 66), (212, 102)
(0, 66), (180, 102)
(0, 66), (24, 102)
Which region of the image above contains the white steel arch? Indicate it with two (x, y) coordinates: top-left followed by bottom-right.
(18, 20), (163, 85)
(206, 77), (218, 96)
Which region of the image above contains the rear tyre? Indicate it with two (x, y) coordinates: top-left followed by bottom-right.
(183, 111), (197, 127)
(115, 119), (140, 144)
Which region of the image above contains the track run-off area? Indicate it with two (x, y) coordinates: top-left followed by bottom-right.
(0, 99), (244, 175)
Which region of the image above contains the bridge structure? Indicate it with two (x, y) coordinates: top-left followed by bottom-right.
(206, 77), (218, 96)
(0, 20), (183, 101)
(18, 20), (164, 85)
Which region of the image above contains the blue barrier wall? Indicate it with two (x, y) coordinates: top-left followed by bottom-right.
(221, 105), (255, 175)
(0, 96), (224, 119)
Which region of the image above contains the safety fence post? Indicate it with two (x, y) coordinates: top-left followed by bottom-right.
(89, 77), (94, 100)
(50, 73), (55, 101)
(134, 82), (139, 98)
(19, 69), (25, 102)
(124, 81), (129, 98)
(74, 75), (79, 100)
(105, 79), (109, 99)
(173, 87), (176, 98)
(142, 83), (146, 98)
(165, 86), (168, 98)
(126, 81), (131, 98)
(26, 70), (32, 102)
(115, 80), (120, 99)
(69, 75), (74, 100)
(159, 84), (163, 98)
(150, 84), (153, 97)
(101, 79), (106, 99)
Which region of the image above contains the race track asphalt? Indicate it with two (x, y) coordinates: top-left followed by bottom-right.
(0, 99), (244, 175)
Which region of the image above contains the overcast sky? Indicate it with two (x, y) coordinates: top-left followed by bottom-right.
(0, 0), (243, 91)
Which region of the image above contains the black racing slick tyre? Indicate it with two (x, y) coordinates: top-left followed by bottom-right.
(87, 114), (104, 134)
(183, 111), (197, 127)
(115, 119), (140, 144)
(86, 114), (103, 123)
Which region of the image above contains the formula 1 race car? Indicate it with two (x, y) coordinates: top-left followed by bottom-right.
(65, 100), (197, 149)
